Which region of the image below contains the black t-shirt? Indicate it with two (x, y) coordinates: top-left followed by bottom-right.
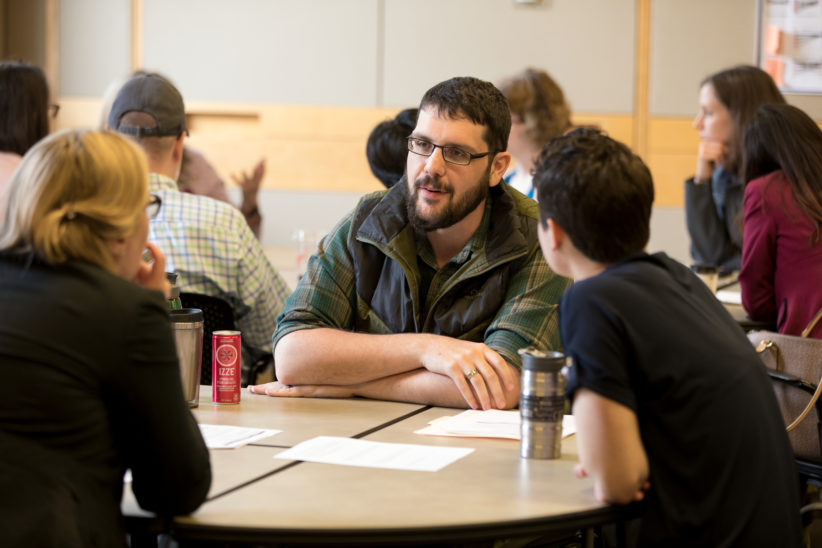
(561, 252), (800, 547)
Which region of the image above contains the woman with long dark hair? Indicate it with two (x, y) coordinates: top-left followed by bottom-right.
(740, 103), (822, 337)
(686, 65), (785, 273)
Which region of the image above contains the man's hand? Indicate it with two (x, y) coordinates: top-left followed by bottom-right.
(247, 381), (355, 400)
(417, 337), (517, 410)
(694, 141), (726, 183)
(232, 158), (265, 208)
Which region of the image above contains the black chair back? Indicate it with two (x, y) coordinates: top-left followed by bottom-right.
(180, 292), (236, 385)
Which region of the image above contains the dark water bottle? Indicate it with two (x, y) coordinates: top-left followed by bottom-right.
(518, 348), (566, 459)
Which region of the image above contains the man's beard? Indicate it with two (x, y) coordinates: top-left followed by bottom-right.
(405, 167), (491, 233)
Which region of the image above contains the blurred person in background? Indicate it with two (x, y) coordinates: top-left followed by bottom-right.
(366, 108), (418, 188)
(686, 65), (785, 273)
(499, 67), (572, 200)
(100, 71), (266, 237)
(109, 73), (290, 382)
(0, 60), (53, 215)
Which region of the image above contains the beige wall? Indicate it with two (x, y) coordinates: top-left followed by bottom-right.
(52, 0), (641, 198)
(8, 0), (822, 253)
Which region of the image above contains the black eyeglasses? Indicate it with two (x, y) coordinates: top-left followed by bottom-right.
(146, 194), (162, 219)
(49, 103), (60, 119)
(407, 137), (491, 166)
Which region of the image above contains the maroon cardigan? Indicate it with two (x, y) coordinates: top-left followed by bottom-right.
(739, 170), (822, 337)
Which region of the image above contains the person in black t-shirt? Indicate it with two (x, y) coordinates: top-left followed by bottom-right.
(531, 127), (801, 547)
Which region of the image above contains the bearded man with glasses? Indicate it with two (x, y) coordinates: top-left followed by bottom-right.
(251, 77), (569, 410)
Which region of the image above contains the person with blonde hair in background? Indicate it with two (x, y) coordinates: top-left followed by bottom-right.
(499, 67), (572, 200)
(0, 129), (210, 546)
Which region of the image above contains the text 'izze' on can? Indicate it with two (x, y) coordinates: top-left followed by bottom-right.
(212, 330), (241, 404)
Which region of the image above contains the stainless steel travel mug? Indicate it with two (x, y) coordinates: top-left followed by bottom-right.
(519, 348), (566, 459)
(169, 308), (204, 408)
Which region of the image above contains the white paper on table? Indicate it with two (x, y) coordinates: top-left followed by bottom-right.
(274, 435), (473, 472)
(716, 289), (742, 305)
(414, 410), (576, 440)
(198, 424), (281, 449)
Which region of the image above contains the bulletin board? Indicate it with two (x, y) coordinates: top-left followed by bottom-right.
(758, 0), (822, 93)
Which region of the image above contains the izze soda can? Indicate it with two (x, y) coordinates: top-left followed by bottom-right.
(212, 330), (241, 404)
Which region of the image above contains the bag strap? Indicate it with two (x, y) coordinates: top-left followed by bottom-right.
(756, 339), (822, 432)
(785, 308), (822, 430)
(801, 307), (822, 339)
(787, 376), (822, 432)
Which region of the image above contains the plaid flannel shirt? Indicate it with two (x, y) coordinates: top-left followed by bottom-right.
(148, 174), (290, 370)
(273, 186), (569, 369)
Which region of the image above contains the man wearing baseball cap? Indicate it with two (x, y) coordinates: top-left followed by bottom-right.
(110, 73), (290, 383)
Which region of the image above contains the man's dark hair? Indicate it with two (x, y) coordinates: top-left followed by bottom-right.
(419, 76), (510, 153)
(533, 127), (654, 263)
(0, 61), (50, 156)
(366, 108), (417, 188)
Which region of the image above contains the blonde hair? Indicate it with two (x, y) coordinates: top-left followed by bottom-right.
(500, 68), (572, 148)
(0, 129), (149, 274)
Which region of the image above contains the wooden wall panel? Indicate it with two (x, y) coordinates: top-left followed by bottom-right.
(56, 97), (704, 205)
(572, 114), (634, 147)
(647, 118), (699, 206)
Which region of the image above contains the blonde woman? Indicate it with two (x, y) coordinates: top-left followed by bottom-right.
(499, 68), (572, 199)
(0, 129), (210, 546)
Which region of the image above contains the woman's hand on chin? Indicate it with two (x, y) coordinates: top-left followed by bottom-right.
(134, 242), (171, 298)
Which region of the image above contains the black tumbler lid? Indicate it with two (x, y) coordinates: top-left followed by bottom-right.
(169, 307), (203, 323)
(518, 348), (565, 372)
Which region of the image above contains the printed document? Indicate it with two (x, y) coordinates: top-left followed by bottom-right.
(274, 435), (473, 472)
(199, 424), (281, 449)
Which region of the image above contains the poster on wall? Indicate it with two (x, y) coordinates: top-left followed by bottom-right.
(759, 0), (822, 93)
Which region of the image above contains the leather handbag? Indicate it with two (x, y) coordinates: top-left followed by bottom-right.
(747, 309), (822, 462)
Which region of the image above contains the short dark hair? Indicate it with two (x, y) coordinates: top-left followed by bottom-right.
(533, 128), (654, 263)
(0, 61), (50, 156)
(702, 65), (785, 176)
(366, 108), (418, 188)
(419, 76), (510, 153)
(743, 103), (822, 243)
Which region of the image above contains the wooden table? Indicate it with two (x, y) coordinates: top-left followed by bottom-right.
(125, 389), (641, 546)
(717, 281), (776, 332)
(191, 388), (424, 447)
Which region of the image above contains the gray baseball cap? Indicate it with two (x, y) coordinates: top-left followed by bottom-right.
(109, 73), (188, 137)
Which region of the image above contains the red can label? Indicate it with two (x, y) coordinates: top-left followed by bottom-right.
(212, 330), (241, 404)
